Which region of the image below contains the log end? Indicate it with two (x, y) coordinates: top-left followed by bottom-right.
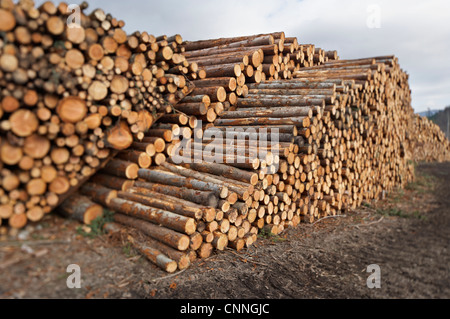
(202, 208), (217, 223)
(9, 213), (27, 229)
(178, 235), (191, 251)
(189, 232), (203, 251)
(185, 218), (197, 236)
(156, 254), (178, 273)
(84, 204), (104, 225)
(212, 233), (228, 251)
(178, 254), (191, 270)
(198, 242), (213, 258)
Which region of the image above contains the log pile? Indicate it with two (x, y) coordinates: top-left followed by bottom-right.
(0, 0), (198, 228)
(405, 114), (450, 163)
(176, 32), (337, 126)
(92, 52), (447, 273)
(2, 12), (449, 273)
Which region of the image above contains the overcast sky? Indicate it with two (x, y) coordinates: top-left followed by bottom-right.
(37, 0), (450, 113)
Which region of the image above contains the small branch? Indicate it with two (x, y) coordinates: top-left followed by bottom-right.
(353, 216), (384, 228)
(150, 268), (187, 282)
(311, 214), (347, 225)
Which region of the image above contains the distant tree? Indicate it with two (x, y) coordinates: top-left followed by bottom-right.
(429, 106), (450, 139)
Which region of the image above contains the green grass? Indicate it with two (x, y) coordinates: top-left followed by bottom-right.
(387, 188), (405, 203)
(122, 242), (136, 258)
(258, 228), (286, 243)
(376, 207), (426, 220)
(362, 202), (372, 208)
(412, 210), (427, 221)
(405, 171), (436, 193)
(30, 233), (45, 240)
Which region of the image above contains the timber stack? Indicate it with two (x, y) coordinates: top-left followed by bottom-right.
(2, 2), (449, 274)
(89, 40), (448, 273)
(83, 32), (337, 272)
(0, 0), (197, 229)
(175, 32), (338, 127)
(405, 114), (450, 163)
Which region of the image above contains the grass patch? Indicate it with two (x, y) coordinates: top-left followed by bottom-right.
(258, 228), (286, 243)
(376, 208), (409, 218)
(376, 207), (426, 220)
(30, 233), (45, 240)
(405, 171), (436, 193)
(122, 242), (136, 258)
(362, 202), (372, 208)
(76, 209), (115, 238)
(388, 188), (405, 203)
(412, 210), (427, 221)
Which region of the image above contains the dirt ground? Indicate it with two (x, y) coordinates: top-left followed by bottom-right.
(0, 162), (449, 299)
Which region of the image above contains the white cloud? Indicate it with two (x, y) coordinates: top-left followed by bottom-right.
(34, 0), (450, 112)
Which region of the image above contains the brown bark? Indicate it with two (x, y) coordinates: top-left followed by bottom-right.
(59, 194), (103, 225)
(113, 213), (190, 251)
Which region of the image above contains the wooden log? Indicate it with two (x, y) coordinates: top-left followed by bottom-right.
(117, 150), (152, 168)
(138, 168), (229, 198)
(219, 106), (313, 119)
(9, 213), (27, 229)
(107, 195), (197, 235)
(9, 109), (39, 137)
(79, 183), (117, 206)
(174, 102), (208, 116)
(160, 163), (251, 200)
(214, 116), (310, 127)
(127, 234), (178, 273)
(58, 194), (103, 225)
(130, 180), (219, 208)
(117, 190), (204, 220)
(0, 9), (16, 31)
(106, 120), (134, 150)
(191, 86), (227, 103)
(200, 63), (242, 78)
(193, 77), (237, 91)
(113, 213), (190, 251)
(183, 161), (259, 185)
(182, 34), (274, 52)
(137, 235), (191, 270)
(56, 97), (87, 124)
(236, 97), (325, 108)
(102, 159), (139, 179)
(197, 242), (213, 258)
(211, 231), (228, 251)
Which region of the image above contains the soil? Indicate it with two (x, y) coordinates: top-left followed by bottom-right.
(0, 162), (449, 299)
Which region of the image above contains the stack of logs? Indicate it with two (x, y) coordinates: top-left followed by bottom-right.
(73, 34), (444, 274)
(2, 14), (449, 273)
(86, 50), (449, 273)
(72, 32), (338, 272)
(172, 32), (338, 127)
(0, 0), (198, 229)
(405, 114), (450, 163)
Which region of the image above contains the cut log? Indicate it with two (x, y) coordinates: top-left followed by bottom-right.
(59, 194), (103, 224)
(113, 213), (190, 251)
(57, 97), (87, 124)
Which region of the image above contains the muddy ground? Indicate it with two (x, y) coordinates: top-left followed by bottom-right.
(0, 162), (449, 299)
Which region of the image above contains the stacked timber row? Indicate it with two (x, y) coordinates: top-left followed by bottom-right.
(405, 114), (450, 163)
(78, 33), (338, 272)
(4, 14), (448, 273)
(176, 32), (338, 126)
(0, 0), (198, 228)
(290, 56), (418, 210)
(82, 38), (446, 273)
(101, 53), (450, 273)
